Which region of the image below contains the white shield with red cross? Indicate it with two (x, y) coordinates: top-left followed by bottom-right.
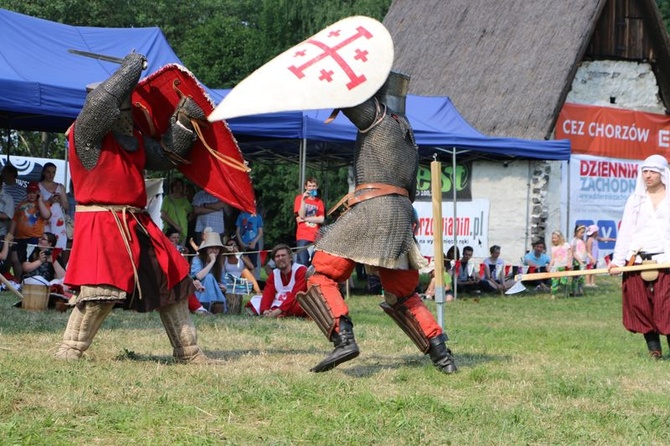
(208, 15), (394, 122)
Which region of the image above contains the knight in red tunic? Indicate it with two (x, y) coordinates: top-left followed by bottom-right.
(56, 52), (210, 363)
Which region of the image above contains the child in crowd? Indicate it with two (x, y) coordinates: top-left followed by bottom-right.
(9, 181), (51, 278)
(165, 227), (210, 315)
(570, 225), (588, 296)
(584, 224), (615, 288)
(421, 261), (454, 302)
(549, 230), (572, 296)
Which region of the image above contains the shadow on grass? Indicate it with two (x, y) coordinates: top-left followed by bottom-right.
(111, 347), (322, 365)
(334, 351), (509, 377)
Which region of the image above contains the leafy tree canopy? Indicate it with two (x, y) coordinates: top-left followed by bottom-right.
(0, 0), (391, 245)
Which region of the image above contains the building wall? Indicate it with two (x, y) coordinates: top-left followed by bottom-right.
(469, 61), (662, 264)
(566, 60), (663, 112)
(470, 160), (536, 263)
(558, 59), (664, 232)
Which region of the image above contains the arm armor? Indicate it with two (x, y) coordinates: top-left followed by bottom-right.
(341, 97), (378, 131)
(144, 97), (206, 171)
(73, 53), (146, 170)
(344, 97), (418, 201)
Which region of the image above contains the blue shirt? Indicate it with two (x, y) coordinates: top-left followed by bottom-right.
(524, 251), (550, 268)
(235, 211), (263, 245)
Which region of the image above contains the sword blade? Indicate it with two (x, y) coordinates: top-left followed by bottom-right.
(68, 49), (125, 64)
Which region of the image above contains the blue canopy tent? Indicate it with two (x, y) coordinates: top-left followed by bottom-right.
(215, 89), (571, 165)
(0, 8), (192, 133)
(0, 8), (571, 168)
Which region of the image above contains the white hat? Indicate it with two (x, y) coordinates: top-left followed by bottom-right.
(635, 154), (670, 196)
(198, 227), (224, 250)
(585, 224), (599, 237)
(640, 154), (668, 173)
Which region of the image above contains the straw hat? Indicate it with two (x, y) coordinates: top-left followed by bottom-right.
(198, 227), (224, 250)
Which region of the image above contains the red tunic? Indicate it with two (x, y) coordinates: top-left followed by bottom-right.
(260, 263), (307, 316)
(65, 129), (189, 293)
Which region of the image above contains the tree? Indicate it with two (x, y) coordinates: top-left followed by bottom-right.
(0, 0), (392, 245)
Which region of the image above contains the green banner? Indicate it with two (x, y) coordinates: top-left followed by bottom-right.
(415, 162), (472, 201)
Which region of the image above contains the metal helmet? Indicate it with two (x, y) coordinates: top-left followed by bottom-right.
(374, 71), (410, 114)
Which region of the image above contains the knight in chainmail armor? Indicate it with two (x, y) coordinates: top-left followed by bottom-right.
(297, 73), (457, 373)
(56, 52), (210, 363)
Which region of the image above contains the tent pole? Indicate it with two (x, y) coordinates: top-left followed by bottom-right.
(299, 115), (307, 191)
(525, 161), (531, 251)
(299, 137), (306, 190)
(565, 159), (571, 236)
(5, 127), (10, 159)
(64, 137), (70, 192)
(452, 147), (458, 305)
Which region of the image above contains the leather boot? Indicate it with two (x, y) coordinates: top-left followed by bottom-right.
(644, 332), (662, 359)
(311, 316), (360, 373)
(55, 301), (115, 360)
(427, 333), (457, 374)
(159, 299), (210, 364)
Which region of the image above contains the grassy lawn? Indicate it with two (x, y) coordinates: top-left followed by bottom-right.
(1, 275), (669, 445)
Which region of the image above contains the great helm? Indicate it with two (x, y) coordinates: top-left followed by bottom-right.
(374, 71), (410, 114)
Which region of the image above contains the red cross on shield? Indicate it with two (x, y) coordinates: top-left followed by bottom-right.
(209, 16), (394, 122)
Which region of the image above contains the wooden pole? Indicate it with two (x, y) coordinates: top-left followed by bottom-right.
(431, 158), (445, 328)
(516, 262), (670, 281)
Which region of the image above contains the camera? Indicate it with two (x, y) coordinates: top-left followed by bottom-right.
(309, 190), (317, 197)
(43, 249), (52, 257)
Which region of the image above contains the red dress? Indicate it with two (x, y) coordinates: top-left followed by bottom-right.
(65, 130), (189, 294)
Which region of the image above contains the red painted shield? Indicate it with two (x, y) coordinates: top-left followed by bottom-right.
(132, 64), (255, 213)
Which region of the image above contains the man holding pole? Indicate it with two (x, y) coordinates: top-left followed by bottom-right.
(608, 154), (670, 359)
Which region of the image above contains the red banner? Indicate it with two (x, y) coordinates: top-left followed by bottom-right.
(556, 103), (670, 160)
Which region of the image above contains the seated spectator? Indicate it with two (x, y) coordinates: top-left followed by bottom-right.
(21, 232), (65, 285)
(9, 181), (51, 278)
(420, 260), (454, 302)
(223, 237), (261, 294)
(0, 179), (14, 241)
(165, 227), (210, 315)
(453, 245), (483, 295)
(165, 227), (189, 256)
(246, 244), (307, 318)
(445, 246), (460, 269)
(190, 227), (227, 312)
(482, 245), (515, 294)
(0, 233), (12, 261)
(523, 240), (551, 292)
(0, 233), (14, 281)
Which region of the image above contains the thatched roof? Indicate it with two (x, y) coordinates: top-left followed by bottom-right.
(383, 0), (670, 140)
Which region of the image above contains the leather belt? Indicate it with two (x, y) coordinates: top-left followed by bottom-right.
(327, 182), (409, 217)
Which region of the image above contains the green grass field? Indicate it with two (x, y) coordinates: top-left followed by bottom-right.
(1, 275), (669, 445)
